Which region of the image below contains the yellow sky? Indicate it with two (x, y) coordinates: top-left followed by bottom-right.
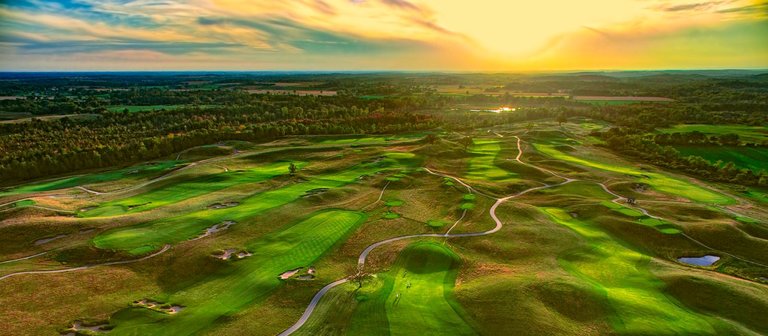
(0, 0), (766, 70)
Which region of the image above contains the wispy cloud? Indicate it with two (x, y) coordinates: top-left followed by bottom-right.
(0, 0), (765, 70)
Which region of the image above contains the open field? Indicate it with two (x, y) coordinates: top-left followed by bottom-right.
(675, 146), (768, 172)
(573, 96), (674, 105)
(2, 120), (767, 336)
(659, 124), (768, 144)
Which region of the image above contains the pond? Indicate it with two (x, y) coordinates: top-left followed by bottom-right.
(678, 255), (720, 267)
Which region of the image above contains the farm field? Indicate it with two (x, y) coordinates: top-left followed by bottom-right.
(659, 124), (768, 144)
(1, 105), (767, 335)
(675, 146), (768, 172)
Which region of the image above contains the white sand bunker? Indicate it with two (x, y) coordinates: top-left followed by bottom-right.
(212, 249), (252, 261)
(133, 299), (184, 314)
(208, 201), (240, 209)
(62, 320), (109, 335)
(279, 266), (317, 280)
(193, 220), (236, 240)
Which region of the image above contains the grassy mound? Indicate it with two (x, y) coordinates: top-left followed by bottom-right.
(93, 159), (401, 254)
(534, 144), (734, 204)
(542, 207), (728, 334)
(347, 242), (475, 335)
(81, 161), (305, 217)
(108, 210), (367, 335)
(0, 161), (182, 197)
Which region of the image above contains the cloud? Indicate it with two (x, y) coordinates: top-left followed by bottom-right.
(0, 0), (765, 70)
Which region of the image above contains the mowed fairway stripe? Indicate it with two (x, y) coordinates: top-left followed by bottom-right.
(80, 161), (304, 217)
(533, 144), (734, 204)
(466, 139), (518, 182)
(542, 208), (722, 334)
(109, 210), (367, 335)
(348, 242), (475, 336)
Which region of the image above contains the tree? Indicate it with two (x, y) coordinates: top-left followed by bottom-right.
(289, 162), (297, 176)
(556, 113), (567, 126)
(458, 136), (473, 149)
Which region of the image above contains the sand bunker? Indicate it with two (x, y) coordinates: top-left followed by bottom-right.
(279, 268), (304, 280)
(207, 201), (240, 209)
(212, 248), (252, 261)
(279, 266), (317, 280)
(302, 188), (329, 197)
(133, 299), (184, 314)
(62, 321), (109, 335)
(193, 220), (236, 240)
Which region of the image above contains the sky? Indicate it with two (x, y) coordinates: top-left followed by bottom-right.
(0, 0), (766, 71)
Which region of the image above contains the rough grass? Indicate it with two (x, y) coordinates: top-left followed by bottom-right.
(542, 207), (727, 334)
(534, 144), (734, 204)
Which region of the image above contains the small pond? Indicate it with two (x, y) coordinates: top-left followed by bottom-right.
(678, 255), (720, 267)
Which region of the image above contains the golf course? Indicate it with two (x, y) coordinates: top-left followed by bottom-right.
(0, 103), (768, 335)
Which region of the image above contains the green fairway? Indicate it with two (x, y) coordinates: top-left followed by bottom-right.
(0, 161), (182, 197)
(108, 210), (367, 335)
(542, 208), (722, 334)
(658, 124), (768, 144)
(93, 159), (409, 254)
(80, 161), (304, 217)
(675, 146), (768, 172)
(534, 144), (734, 204)
(347, 242), (475, 335)
(466, 139), (517, 181)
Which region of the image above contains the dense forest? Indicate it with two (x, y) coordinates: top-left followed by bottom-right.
(1, 71), (766, 186)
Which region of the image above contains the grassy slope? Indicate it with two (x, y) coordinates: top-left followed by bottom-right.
(0, 161), (182, 197)
(92, 158), (410, 254)
(346, 242), (475, 335)
(80, 161), (304, 217)
(533, 143), (734, 204)
(109, 210), (367, 335)
(542, 208), (732, 335)
(466, 139), (517, 181)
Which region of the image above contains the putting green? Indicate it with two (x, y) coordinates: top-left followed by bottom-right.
(534, 144), (734, 204)
(108, 210), (367, 335)
(466, 139), (517, 181)
(80, 161), (305, 217)
(542, 208), (722, 334)
(0, 161), (182, 197)
(347, 242), (475, 335)
(93, 159), (408, 254)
